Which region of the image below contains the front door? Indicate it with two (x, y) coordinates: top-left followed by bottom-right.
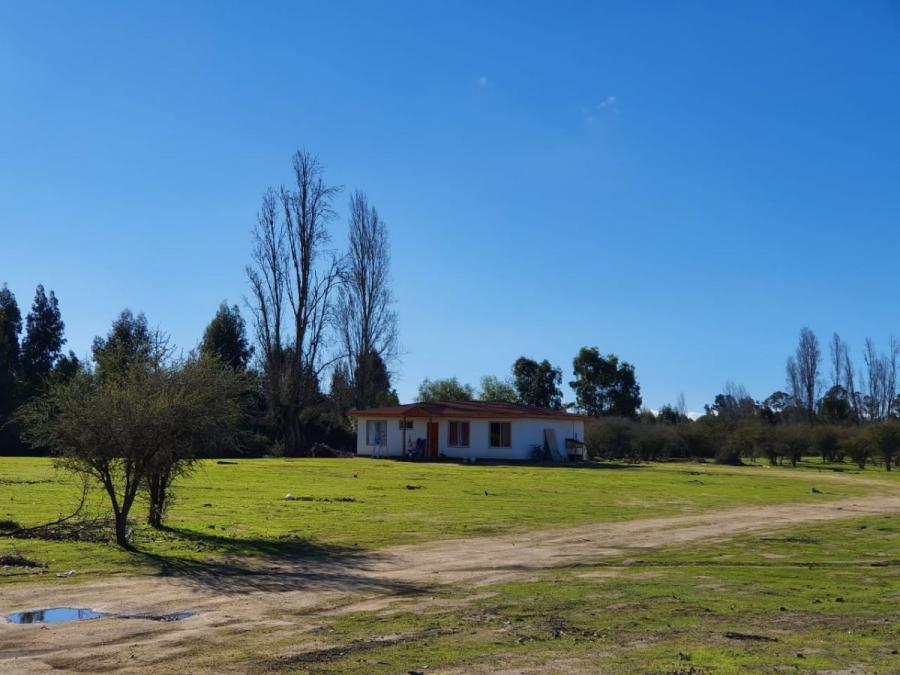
(426, 422), (439, 458)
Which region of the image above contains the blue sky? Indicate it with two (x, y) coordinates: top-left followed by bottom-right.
(2, 1), (899, 412)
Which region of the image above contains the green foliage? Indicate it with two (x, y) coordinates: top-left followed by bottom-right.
(329, 363), (355, 415)
(15, 351), (249, 544)
(91, 309), (154, 381)
(200, 302), (252, 371)
(570, 346), (642, 418)
(0, 285), (23, 451)
(512, 356), (562, 409)
(0, 284), (22, 382)
(818, 385), (854, 424)
(353, 350), (395, 409)
(416, 377), (474, 402)
(19, 285), (65, 395)
(865, 420), (900, 471)
(478, 375), (517, 402)
(585, 417), (635, 460)
(656, 403), (688, 425)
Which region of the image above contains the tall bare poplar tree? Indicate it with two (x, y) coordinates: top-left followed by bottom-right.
(862, 336), (899, 420)
(337, 191), (398, 409)
(786, 327), (821, 421)
(246, 150), (342, 454)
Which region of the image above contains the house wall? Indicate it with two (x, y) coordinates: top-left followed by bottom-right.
(355, 416), (585, 460)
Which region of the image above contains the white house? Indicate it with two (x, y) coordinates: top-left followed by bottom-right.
(348, 400), (588, 461)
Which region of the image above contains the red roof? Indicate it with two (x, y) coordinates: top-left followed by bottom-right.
(348, 400), (589, 421)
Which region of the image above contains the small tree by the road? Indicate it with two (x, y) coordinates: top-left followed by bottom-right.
(17, 357), (248, 546)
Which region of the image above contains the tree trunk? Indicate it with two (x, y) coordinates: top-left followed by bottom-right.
(147, 475), (164, 529)
(114, 509), (129, 548)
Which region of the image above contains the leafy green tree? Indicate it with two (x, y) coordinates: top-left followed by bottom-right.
(51, 351), (81, 383)
(843, 429), (870, 469)
(513, 357), (563, 409)
(570, 347), (642, 418)
(18, 354), (248, 544)
(866, 421), (900, 471)
(91, 310), (154, 381)
(818, 385), (854, 424)
(704, 384), (757, 419)
(20, 285), (65, 395)
(657, 404), (687, 425)
(813, 425), (845, 463)
(200, 303), (253, 371)
(329, 362), (355, 415)
(416, 377), (474, 402)
(759, 390), (793, 424)
(354, 350), (396, 408)
(0, 285), (23, 451)
(478, 375), (517, 402)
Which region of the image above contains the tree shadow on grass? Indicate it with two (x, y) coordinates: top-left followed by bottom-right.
(521, 460), (648, 471)
(131, 527), (431, 597)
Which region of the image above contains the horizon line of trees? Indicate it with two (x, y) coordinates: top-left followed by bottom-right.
(4, 150), (900, 550)
(586, 327), (900, 471)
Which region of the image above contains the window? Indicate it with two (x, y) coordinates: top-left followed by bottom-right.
(366, 420), (387, 446)
(448, 421), (470, 447)
(398, 420), (414, 430)
(489, 422), (511, 448)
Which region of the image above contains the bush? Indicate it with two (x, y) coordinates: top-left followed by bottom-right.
(585, 418), (635, 461)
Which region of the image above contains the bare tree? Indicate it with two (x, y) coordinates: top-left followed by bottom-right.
(786, 327), (821, 421)
(675, 392), (687, 417)
(840, 340), (862, 423)
(829, 333), (844, 389)
(246, 150), (342, 455)
(862, 336), (899, 421)
(337, 190), (398, 409)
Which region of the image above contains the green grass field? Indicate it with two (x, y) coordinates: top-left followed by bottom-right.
(0, 456), (892, 584)
(2, 457), (899, 673)
(245, 514), (898, 674)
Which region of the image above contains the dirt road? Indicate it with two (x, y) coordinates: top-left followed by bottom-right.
(3, 493), (900, 673)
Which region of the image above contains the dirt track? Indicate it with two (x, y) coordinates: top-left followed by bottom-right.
(3, 492), (900, 673)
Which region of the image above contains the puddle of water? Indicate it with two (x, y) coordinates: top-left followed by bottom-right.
(5, 607), (109, 624)
(5, 608), (196, 625)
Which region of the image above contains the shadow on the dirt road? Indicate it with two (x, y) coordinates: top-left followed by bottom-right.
(134, 529), (430, 597)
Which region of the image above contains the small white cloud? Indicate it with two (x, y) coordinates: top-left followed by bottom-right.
(477, 75), (488, 88)
(597, 95), (617, 110)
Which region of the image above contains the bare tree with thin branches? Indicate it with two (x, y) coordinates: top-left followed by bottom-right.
(786, 327), (821, 421)
(862, 336), (899, 421)
(337, 190), (398, 409)
(246, 150), (343, 454)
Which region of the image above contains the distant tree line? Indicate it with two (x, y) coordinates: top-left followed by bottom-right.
(416, 349), (643, 418)
(584, 327), (900, 472)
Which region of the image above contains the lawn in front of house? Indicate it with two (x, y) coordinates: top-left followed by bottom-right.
(0, 456), (894, 585)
